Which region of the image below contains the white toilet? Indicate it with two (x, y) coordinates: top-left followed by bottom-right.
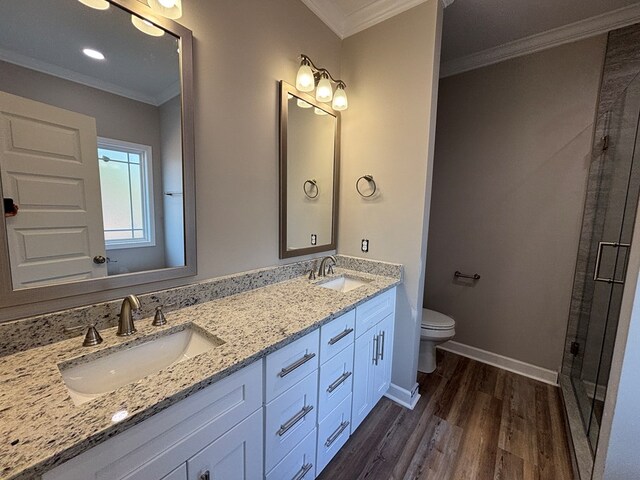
(418, 308), (456, 373)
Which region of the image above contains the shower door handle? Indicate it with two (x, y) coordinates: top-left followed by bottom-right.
(594, 241), (631, 284)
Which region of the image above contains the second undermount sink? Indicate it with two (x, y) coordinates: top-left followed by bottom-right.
(317, 275), (372, 293)
(60, 325), (224, 406)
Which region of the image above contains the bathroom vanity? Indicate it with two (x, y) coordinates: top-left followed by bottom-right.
(0, 263), (400, 480)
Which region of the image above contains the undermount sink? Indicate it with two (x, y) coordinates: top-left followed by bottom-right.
(317, 275), (372, 293)
(60, 325), (224, 406)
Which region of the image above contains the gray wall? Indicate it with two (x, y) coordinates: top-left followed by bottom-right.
(424, 36), (606, 371)
(340, 0), (442, 398)
(0, 59), (168, 274)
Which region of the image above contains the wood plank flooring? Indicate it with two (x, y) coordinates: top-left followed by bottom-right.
(317, 350), (574, 480)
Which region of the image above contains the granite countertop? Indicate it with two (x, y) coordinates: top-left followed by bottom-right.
(0, 268), (400, 480)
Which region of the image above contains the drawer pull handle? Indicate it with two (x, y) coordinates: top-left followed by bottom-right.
(373, 334), (379, 365)
(292, 462), (313, 480)
(278, 353), (316, 377)
(199, 471), (210, 480)
(328, 328), (354, 345)
(379, 330), (385, 360)
(277, 405), (314, 436)
(327, 371), (352, 393)
(325, 420), (350, 448)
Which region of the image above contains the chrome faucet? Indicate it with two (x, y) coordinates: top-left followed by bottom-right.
(318, 255), (337, 277)
(117, 294), (141, 336)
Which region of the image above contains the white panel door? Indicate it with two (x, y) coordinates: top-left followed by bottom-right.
(187, 409), (263, 480)
(374, 314), (394, 403)
(0, 91), (106, 289)
(351, 328), (376, 431)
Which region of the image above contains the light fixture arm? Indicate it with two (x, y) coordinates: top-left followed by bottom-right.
(300, 54), (346, 89)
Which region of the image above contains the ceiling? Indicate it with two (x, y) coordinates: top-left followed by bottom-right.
(0, 0), (180, 106)
(441, 0), (640, 62)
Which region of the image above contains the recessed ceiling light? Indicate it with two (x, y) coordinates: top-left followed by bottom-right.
(77, 0), (110, 10)
(83, 48), (105, 60)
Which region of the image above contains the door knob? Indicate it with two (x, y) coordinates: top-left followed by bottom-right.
(93, 255), (107, 264)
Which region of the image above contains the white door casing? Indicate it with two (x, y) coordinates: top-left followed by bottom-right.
(0, 91), (106, 289)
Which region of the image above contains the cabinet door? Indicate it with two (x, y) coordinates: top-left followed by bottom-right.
(162, 464), (187, 480)
(351, 329), (376, 431)
(187, 409), (263, 480)
(373, 314), (394, 403)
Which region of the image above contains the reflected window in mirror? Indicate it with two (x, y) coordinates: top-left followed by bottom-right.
(0, 0), (195, 306)
(279, 81), (340, 258)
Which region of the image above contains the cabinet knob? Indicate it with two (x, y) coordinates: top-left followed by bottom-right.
(199, 472), (210, 480)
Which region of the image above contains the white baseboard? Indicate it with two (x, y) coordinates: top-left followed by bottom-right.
(437, 341), (559, 385)
(385, 382), (421, 409)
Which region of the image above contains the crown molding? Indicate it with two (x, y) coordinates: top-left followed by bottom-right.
(343, 0), (430, 38)
(441, 3), (640, 78)
(0, 47), (169, 106)
(300, 0), (346, 39)
(301, 0), (438, 39)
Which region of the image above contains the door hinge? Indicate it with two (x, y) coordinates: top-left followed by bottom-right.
(570, 342), (580, 356)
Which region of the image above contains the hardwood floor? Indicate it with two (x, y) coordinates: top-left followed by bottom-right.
(317, 350), (574, 480)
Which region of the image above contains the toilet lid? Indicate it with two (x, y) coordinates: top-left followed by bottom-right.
(422, 309), (455, 330)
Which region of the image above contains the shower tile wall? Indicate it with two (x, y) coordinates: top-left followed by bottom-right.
(562, 23), (640, 375)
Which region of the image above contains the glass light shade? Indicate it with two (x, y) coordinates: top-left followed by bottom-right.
(332, 86), (348, 111)
(314, 107), (328, 116)
(131, 15), (165, 37)
(297, 99), (313, 109)
(148, 0), (182, 19)
(78, 0), (110, 10)
(296, 64), (315, 92)
(316, 75), (333, 103)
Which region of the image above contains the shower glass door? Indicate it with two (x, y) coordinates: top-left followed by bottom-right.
(570, 73), (640, 450)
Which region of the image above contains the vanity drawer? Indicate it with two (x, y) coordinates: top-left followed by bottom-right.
(266, 428), (317, 480)
(320, 309), (355, 363)
(266, 329), (319, 402)
(265, 371), (318, 472)
(355, 288), (395, 338)
(316, 393), (353, 475)
(44, 360), (263, 480)
(318, 343), (354, 422)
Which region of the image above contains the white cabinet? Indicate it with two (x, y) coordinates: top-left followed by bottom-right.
(319, 309), (355, 363)
(266, 428), (317, 480)
(44, 361), (263, 480)
(187, 409), (263, 480)
(161, 464), (187, 480)
(351, 288), (396, 432)
(316, 393), (353, 474)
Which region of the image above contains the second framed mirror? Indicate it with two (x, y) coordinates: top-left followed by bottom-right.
(279, 81), (340, 259)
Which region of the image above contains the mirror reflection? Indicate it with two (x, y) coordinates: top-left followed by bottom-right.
(0, 0), (185, 290)
(280, 82), (339, 258)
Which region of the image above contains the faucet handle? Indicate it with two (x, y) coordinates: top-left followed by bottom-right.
(83, 325), (103, 347)
(308, 269), (316, 280)
(153, 306), (167, 326)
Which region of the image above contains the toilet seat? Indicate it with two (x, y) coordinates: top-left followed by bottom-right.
(421, 309), (455, 331)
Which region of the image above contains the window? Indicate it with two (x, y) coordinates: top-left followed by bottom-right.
(97, 138), (155, 249)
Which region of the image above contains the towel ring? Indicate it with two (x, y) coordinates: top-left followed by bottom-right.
(303, 179), (319, 199)
(356, 175), (376, 198)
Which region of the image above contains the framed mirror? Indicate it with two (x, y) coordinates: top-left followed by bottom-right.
(0, 0), (195, 308)
(279, 81), (339, 258)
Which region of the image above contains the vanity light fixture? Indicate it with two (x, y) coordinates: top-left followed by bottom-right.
(314, 107), (328, 116)
(147, 0), (182, 19)
(131, 15), (165, 37)
(83, 48), (105, 60)
(297, 98), (313, 109)
(78, 0), (110, 10)
(295, 54), (348, 111)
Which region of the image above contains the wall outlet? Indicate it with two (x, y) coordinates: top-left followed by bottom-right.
(311, 234), (317, 245)
(361, 239), (369, 252)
